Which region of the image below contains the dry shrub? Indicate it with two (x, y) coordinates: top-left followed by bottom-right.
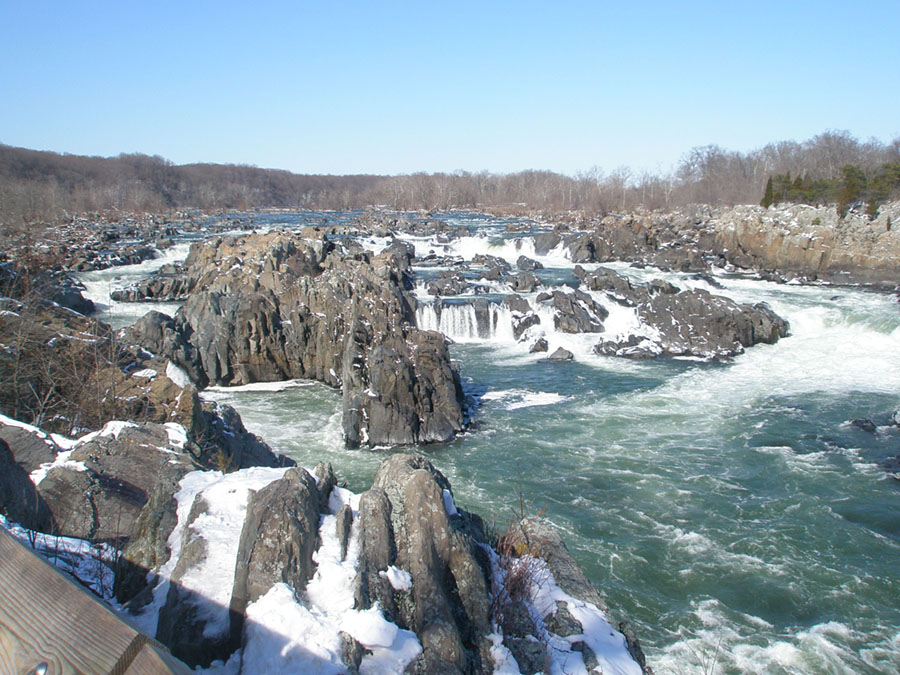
(0, 260), (140, 434)
(489, 482), (550, 638)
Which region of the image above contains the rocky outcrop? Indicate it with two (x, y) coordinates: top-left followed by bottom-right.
(516, 255), (543, 271)
(504, 295), (541, 341)
(0, 423), (58, 474)
(155, 493), (240, 667)
(36, 423), (197, 542)
(548, 202), (900, 288)
(426, 271), (480, 296)
(0, 437), (54, 531)
(576, 266), (790, 359)
(547, 289), (608, 333)
(229, 467), (321, 636)
(110, 264), (195, 302)
(351, 455), (647, 674)
(504, 519), (650, 672)
(128, 231), (466, 448)
(508, 271), (542, 292)
(709, 203), (900, 286)
(638, 288), (788, 358)
(354, 454), (493, 673)
(547, 347), (575, 361)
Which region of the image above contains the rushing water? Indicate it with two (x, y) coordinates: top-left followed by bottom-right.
(79, 211), (900, 674)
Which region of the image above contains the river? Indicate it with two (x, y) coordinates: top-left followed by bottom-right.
(79, 210), (900, 674)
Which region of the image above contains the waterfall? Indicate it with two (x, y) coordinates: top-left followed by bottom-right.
(415, 300), (517, 344)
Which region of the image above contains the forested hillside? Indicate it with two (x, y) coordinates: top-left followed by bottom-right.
(2, 130), (898, 225)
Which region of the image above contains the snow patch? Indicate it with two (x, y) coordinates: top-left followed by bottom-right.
(163, 422), (188, 449)
(379, 565), (413, 592)
(442, 488), (459, 516)
(166, 360), (193, 388)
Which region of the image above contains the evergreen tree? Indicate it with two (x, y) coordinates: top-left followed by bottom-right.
(761, 176), (774, 208)
(836, 165), (866, 217)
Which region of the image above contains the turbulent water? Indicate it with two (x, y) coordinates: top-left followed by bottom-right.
(79, 211), (900, 674)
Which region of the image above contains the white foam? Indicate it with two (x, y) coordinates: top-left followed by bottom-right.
(482, 389), (571, 411)
(205, 379), (315, 393)
(416, 302), (517, 344)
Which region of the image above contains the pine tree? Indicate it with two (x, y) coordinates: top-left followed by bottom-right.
(836, 165), (866, 218)
(760, 176), (774, 208)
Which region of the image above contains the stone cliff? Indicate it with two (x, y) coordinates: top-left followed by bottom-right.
(126, 230), (466, 448)
(538, 200), (900, 288)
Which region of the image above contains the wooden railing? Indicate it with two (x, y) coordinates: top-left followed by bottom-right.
(0, 529), (189, 674)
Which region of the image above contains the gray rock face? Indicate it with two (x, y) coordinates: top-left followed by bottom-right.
(516, 255), (543, 271)
(501, 518), (650, 673)
(355, 454), (492, 674)
(534, 231), (562, 255)
(502, 295), (541, 341)
(110, 264), (195, 302)
(0, 423), (58, 474)
(427, 272), (474, 296)
(574, 265), (641, 305)
(133, 232), (466, 448)
(580, 267), (791, 360)
(552, 202), (900, 288)
(550, 289), (608, 333)
(114, 473), (183, 607)
(0, 438), (54, 531)
(530, 338), (549, 353)
(471, 254), (511, 276)
(123, 312), (203, 385)
(508, 271), (542, 292)
(547, 347), (575, 362)
(37, 423), (195, 542)
(231, 468), (321, 616)
(156, 495), (241, 668)
(638, 288), (788, 358)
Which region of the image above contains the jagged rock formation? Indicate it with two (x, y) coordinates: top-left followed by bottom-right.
(355, 454), (493, 673)
(546, 288), (609, 333)
(123, 230), (466, 448)
(426, 271), (477, 296)
(578, 266), (789, 359)
(537, 201), (900, 288)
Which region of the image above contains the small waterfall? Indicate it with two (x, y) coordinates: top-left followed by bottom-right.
(415, 299), (516, 343)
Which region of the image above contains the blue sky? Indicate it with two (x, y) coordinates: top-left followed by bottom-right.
(2, 1), (898, 175)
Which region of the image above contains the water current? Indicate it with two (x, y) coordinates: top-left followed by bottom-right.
(78, 211), (900, 674)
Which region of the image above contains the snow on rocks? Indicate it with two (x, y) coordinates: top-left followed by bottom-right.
(166, 359), (193, 388)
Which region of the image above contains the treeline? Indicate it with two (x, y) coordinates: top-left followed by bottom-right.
(761, 162), (900, 217)
(2, 130), (899, 225)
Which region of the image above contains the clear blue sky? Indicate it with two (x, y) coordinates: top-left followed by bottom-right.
(2, 1), (898, 176)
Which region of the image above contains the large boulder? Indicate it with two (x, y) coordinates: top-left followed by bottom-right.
(36, 423), (195, 542)
(230, 467), (321, 617)
(637, 288), (788, 358)
(0, 422), (58, 474)
(0, 438), (54, 531)
(581, 267), (791, 360)
(355, 454), (493, 674)
(426, 272), (474, 296)
(550, 289), (608, 333)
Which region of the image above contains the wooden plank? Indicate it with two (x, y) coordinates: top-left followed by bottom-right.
(0, 529), (186, 674)
(126, 643), (191, 675)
